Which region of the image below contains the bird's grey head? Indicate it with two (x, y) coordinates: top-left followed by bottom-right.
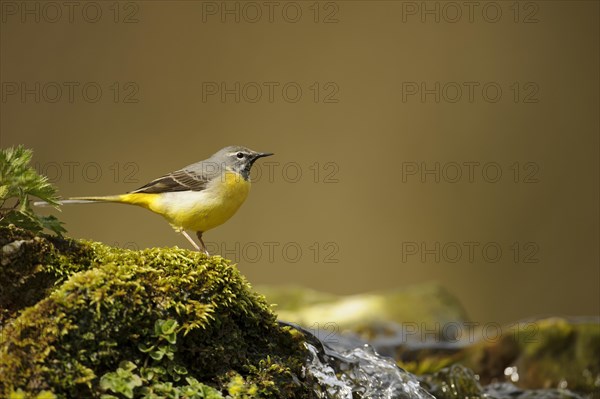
(212, 146), (274, 180)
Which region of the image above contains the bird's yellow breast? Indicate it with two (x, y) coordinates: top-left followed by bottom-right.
(120, 171), (251, 232)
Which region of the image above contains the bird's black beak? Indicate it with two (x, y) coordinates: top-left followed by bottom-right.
(254, 152), (274, 159)
(248, 152), (273, 167)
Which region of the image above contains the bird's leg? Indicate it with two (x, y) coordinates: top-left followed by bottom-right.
(196, 231), (210, 256)
(180, 230), (201, 251)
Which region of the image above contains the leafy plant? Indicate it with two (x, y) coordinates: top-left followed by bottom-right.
(0, 145), (65, 235)
(138, 319), (187, 381)
(100, 361), (143, 399)
(100, 319), (224, 399)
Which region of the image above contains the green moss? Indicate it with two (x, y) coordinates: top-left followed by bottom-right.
(435, 318), (599, 394)
(418, 364), (484, 399)
(0, 227), (314, 398)
(0, 225), (95, 322)
(509, 318), (600, 392)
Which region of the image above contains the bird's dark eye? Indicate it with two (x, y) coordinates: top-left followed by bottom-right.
(236, 152), (244, 159)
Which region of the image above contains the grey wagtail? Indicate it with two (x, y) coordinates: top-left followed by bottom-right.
(35, 146), (273, 254)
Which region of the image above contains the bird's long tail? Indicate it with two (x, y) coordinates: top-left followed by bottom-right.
(33, 195), (125, 207)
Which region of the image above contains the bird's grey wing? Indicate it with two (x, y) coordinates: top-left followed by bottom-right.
(130, 169), (211, 194)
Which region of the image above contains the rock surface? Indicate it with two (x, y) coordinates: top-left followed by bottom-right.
(0, 226), (314, 398)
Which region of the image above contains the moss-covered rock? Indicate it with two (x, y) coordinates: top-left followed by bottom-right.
(0, 226), (315, 398)
(464, 318), (600, 393)
(392, 318), (600, 395)
(0, 225), (93, 323)
(256, 283), (469, 341)
(417, 364), (587, 399)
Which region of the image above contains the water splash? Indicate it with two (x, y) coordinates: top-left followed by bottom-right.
(303, 342), (435, 399)
(281, 321), (592, 399)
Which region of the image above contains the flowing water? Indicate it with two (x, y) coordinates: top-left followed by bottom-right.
(288, 322), (592, 399)
(304, 342), (435, 399)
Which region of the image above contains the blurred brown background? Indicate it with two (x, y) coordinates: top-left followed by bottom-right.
(1, 1), (598, 325)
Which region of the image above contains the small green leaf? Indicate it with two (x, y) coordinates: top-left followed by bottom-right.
(165, 332), (177, 344)
(138, 343), (155, 353)
(154, 320), (163, 336)
(160, 319), (178, 335)
(149, 349), (164, 360)
(173, 365), (188, 375)
(118, 360), (137, 372)
(140, 367), (155, 381)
